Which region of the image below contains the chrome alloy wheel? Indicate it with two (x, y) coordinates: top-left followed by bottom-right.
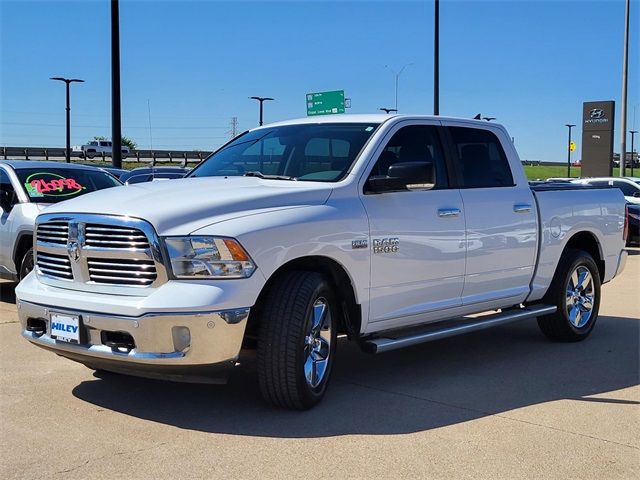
(565, 266), (595, 328)
(303, 298), (332, 388)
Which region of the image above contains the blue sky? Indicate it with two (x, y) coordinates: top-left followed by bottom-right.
(1, 0), (638, 161)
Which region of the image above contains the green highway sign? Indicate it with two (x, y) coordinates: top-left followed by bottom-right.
(306, 90), (345, 116)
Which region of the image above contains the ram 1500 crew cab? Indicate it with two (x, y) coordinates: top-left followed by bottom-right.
(16, 115), (628, 410)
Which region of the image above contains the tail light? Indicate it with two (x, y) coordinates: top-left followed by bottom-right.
(623, 204), (629, 243)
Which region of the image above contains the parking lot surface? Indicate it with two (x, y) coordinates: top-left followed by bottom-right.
(1, 253), (638, 479)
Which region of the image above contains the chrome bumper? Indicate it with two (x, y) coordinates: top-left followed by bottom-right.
(18, 300), (250, 382)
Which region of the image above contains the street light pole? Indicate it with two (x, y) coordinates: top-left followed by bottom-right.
(620, 0), (630, 177)
(50, 77), (84, 163)
(566, 124), (575, 177)
(249, 96), (274, 126)
(630, 130), (637, 176)
(434, 0), (440, 115)
(111, 0), (122, 169)
(385, 63), (413, 112)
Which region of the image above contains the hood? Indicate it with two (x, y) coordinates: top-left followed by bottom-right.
(42, 176), (334, 235)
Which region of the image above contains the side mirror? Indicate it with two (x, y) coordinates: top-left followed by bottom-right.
(367, 161), (435, 193)
(633, 191), (640, 198)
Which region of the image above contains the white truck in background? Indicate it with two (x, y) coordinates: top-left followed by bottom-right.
(75, 140), (129, 159)
(17, 115), (628, 410)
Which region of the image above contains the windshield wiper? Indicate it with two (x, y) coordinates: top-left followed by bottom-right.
(243, 171), (297, 181)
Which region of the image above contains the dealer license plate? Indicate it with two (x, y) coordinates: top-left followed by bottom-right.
(50, 313), (81, 344)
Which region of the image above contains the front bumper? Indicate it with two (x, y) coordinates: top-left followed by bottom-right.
(18, 299), (250, 383)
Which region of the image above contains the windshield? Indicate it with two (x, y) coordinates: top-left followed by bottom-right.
(16, 167), (122, 203)
(189, 123), (380, 182)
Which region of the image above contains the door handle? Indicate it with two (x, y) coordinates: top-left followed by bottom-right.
(513, 204), (532, 213)
(438, 208), (461, 218)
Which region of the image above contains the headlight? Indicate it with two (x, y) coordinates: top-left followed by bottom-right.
(164, 236), (256, 279)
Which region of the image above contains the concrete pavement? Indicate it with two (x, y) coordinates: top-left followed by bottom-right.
(1, 253), (638, 479)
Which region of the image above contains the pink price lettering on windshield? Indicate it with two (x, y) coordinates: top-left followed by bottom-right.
(28, 177), (84, 195)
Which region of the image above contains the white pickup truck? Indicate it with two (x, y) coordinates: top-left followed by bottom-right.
(17, 115), (628, 410)
(76, 140), (129, 159)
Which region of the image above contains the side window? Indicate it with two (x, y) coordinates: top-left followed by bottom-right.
(370, 125), (448, 188)
(449, 127), (514, 188)
(0, 169), (17, 209)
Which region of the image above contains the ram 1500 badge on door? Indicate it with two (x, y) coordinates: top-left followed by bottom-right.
(16, 115), (628, 409)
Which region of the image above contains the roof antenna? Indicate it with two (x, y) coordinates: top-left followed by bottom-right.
(473, 113), (482, 120)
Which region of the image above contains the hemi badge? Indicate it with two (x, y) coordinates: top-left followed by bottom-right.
(352, 239), (368, 249)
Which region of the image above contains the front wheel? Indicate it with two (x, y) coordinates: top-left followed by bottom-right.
(19, 247), (34, 281)
(537, 249), (601, 342)
(257, 271), (338, 410)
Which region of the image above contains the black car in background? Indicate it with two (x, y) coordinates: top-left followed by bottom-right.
(84, 164), (129, 180)
(627, 203), (640, 247)
(119, 166), (190, 185)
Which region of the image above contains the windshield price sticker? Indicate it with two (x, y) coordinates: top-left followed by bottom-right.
(24, 172), (85, 198)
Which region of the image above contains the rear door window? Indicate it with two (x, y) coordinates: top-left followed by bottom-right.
(448, 127), (514, 188)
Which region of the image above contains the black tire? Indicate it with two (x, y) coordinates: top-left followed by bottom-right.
(19, 247), (34, 281)
(257, 271), (338, 410)
(537, 249), (601, 342)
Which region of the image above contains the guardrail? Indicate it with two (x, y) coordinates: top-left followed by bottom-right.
(1, 146), (213, 165)
(2, 146), (566, 168)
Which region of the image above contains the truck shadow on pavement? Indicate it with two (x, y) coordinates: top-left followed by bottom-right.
(0, 281), (16, 304)
(71, 315), (640, 438)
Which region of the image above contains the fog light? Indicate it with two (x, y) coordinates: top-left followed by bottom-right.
(172, 326), (191, 352)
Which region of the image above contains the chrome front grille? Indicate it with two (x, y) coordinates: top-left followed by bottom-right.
(87, 258), (157, 286)
(85, 224), (150, 250)
(34, 214), (167, 293)
(35, 252), (72, 280)
(36, 221), (68, 245)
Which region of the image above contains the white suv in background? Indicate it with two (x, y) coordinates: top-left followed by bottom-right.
(0, 161), (122, 280)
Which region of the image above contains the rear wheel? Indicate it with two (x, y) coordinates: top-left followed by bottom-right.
(257, 271), (337, 410)
(537, 249), (601, 342)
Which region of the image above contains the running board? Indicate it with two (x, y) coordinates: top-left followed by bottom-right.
(362, 305), (557, 354)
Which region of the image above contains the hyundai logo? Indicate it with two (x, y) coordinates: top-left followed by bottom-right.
(589, 108), (605, 119)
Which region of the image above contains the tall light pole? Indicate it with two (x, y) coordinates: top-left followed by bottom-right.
(630, 130), (637, 176)
(50, 77), (84, 163)
(620, 0), (630, 177)
(111, 0), (122, 169)
(566, 124), (575, 177)
(385, 63), (413, 112)
(249, 96), (274, 126)
(434, 0), (440, 115)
